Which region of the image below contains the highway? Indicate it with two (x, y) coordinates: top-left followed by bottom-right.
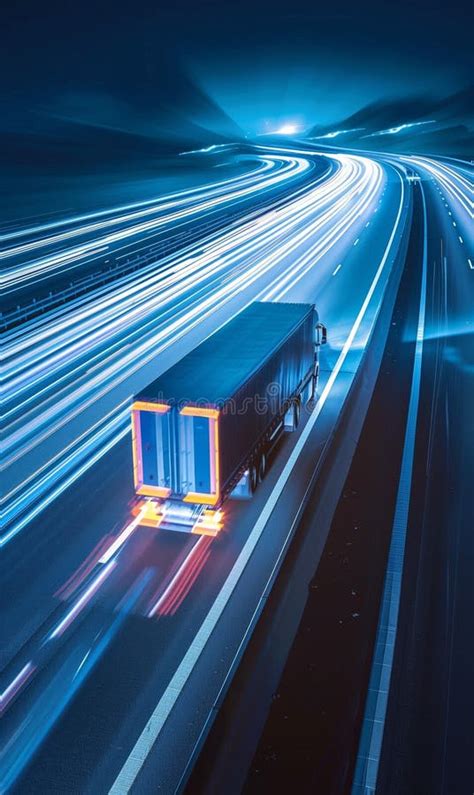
(1, 143), (471, 793)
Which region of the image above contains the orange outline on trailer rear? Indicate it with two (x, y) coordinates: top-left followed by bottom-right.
(131, 401), (172, 497)
(132, 401), (170, 413)
(180, 406), (220, 506)
(179, 406), (220, 420)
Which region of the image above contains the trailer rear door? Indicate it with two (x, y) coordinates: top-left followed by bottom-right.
(132, 401), (173, 498)
(179, 407), (220, 505)
(132, 401), (220, 504)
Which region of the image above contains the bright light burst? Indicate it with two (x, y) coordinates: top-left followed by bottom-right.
(274, 123), (301, 135)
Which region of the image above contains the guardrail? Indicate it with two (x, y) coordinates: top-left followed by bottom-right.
(1, 227), (204, 332)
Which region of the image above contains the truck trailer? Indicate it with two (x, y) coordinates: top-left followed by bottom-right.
(131, 301), (326, 535)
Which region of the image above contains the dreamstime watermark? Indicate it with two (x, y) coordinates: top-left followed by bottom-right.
(155, 380), (315, 417)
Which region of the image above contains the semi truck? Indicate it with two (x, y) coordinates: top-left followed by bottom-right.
(131, 301), (327, 535)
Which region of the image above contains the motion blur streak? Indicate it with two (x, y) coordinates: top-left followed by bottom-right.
(48, 560), (117, 640)
(1, 404), (129, 546)
(2, 156), (305, 287)
(1, 662), (36, 714)
(54, 536), (114, 600)
(148, 536), (213, 617)
(98, 510), (146, 564)
(0, 151), (267, 243)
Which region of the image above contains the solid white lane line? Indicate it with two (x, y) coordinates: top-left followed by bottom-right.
(109, 172), (406, 795)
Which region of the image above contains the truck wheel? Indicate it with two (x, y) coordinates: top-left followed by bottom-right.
(250, 463), (258, 493)
(310, 368), (319, 401)
(258, 452), (267, 483)
(314, 363), (320, 394)
(293, 400), (301, 429)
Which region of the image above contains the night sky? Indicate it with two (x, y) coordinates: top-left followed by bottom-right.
(166, 0), (472, 131)
(3, 0), (472, 154)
